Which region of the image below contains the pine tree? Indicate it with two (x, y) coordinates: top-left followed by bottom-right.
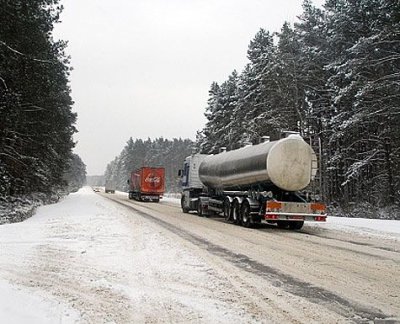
(241, 29), (281, 142)
(0, 0), (76, 196)
(104, 138), (194, 193)
(324, 0), (400, 207)
(271, 22), (306, 133)
(63, 153), (86, 192)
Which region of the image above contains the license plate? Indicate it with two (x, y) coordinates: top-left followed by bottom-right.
(289, 216), (304, 220)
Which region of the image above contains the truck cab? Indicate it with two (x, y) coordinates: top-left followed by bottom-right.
(179, 154), (207, 213)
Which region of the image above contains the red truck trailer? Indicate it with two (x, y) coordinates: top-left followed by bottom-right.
(128, 167), (165, 202)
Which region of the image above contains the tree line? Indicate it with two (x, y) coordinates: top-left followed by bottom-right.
(197, 0), (399, 217)
(105, 138), (193, 193)
(0, 0), (86, 198)
(104, 0), (398, 218)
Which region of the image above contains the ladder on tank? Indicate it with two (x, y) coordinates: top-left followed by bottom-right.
(304, 135), (324, 201)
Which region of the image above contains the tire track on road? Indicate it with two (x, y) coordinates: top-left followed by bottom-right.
(149, 198), (400, 262)
(108, 196), (394, 323)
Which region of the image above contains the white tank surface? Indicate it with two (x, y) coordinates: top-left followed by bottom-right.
(199, 135), (314, 192)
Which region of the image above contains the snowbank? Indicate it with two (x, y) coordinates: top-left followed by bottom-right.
(1, 187), (399, 323)
(0, 192), (62, 225)
(0, 280), (79, 324)
(156, 195), (400, 240)
(0, 187), (264, 323)
(307, 215), (400, 240)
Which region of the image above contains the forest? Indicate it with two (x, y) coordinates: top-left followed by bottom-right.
(108, 0), (399, 218)
(104, 138), (194, 194)
(195, 0), (400, 218)
(2, 0), (398, 220)
(0, 0), (85, 221)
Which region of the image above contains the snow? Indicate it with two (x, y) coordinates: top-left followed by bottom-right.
(1, 187), (399, 323)
(306, 215), (400, 240)
(160, 196), (181, 204)
(152, 195), (400, 239)
(0, 279), (79, 324)
(0, 187), (259, 323)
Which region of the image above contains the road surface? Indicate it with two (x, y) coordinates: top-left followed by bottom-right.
(104, 192), (400, 323)
(0, 188), (399, 323)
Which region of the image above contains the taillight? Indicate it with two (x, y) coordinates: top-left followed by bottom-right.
(265, 214), (278, 220)
(314, 216), (327, 221)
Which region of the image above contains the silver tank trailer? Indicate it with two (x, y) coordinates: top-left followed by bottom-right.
(198, 135), (314, 192)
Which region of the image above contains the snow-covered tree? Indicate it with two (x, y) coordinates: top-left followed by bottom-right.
(324, 0), (400, 207)
(199, 72), (239, 153)
(104, 138), (194, 193)
(195, 0), (400, 215)
(63, 154), (86, 192)
(0, 0), (76, 196)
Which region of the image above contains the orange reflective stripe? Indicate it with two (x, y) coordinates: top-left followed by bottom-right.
(311, 203), (326, 211)
(267, 201), (282, 210)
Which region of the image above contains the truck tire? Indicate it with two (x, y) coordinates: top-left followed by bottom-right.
(223, 198), (231, 221)
(277, 221), (290, 229)
(197, 201), (203, 216)
(289, 221), (304, 230)
(181, 196), (189, 213)
(232, 200), (241, 225)
(240, 201), (253, 228)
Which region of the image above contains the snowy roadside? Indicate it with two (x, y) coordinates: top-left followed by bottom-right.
(154, 194), (400, 241)
(306, 215), (400, 241)
(0, 187), (264, 323)
(0, 191), (66, 225)
(116, 190), (400, 241)
(1, 187), (399, 322)
(0, 279), (80, 324)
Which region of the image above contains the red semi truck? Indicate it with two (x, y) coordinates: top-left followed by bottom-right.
(128, 167), (165, 202)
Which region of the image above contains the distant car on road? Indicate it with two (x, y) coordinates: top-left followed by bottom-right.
(93, 187), (101, 192)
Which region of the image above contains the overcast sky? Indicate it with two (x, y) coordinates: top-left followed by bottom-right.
(53, 0), (324, 175)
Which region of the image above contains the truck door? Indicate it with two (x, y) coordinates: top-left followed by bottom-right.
(182, 162), (190, 187)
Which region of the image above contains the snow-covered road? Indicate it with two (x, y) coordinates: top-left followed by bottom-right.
(0, 187), (399, 323)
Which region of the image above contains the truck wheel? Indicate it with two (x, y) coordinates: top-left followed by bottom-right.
(240, 201), (253, 228)
(197, 201), (203, 216)
(232, 200), (240, 225)
(252, 215), (262, 225)
(223, 198), (231, 221)
(289, 221), (304, 230)
(277, 221), (290, 229)
(181, 196), (189, 213)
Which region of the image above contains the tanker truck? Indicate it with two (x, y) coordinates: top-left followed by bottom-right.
(179, 134), (326, 230)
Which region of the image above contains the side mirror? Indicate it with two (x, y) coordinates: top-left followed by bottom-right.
(127, 179), (130, 184)
(178, 169), (183, 177)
